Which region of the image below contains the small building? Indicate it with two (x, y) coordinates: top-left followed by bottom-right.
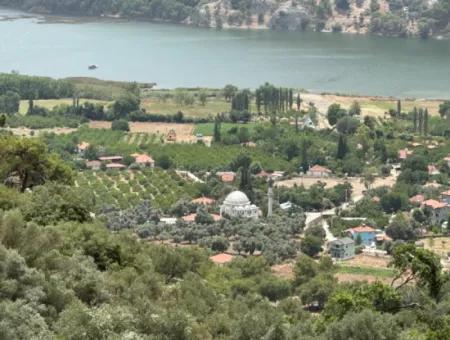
(444, 156), (450, 167)
(86, 160), (102, 171)
(99, 156), (123, 163)
(132, 153), (155, 168)
(209, 253), (234, 265)
(77, 142), (90, 156)
(166, 129), (177, 142)
(441, 190), (450, 205)
(346, 225), (376, 246)
(196, 133), (204, 142)
(398, 148), (412, 160)
(409, 194), (425, 205)
(220, 191), (260, 219)
(428, 164), (440, 176)
(191, 197), (216, 205)
(280, 201), (293, 210)
(217, 171), (236, 183)
(330, 238), (355, 260)
(106, 163), (127, 170)
(422, 199), (450, 225)
(307, 165), (332, 177)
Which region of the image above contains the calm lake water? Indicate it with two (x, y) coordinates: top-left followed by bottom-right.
(1, 7), (450, 98)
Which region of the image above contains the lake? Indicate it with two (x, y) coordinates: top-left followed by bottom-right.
(1, 7), (450, 98)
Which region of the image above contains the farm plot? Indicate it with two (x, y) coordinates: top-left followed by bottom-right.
(147, 144), (290, 171)
(89, 121), (198, 143)
(76, 169), (198, 211)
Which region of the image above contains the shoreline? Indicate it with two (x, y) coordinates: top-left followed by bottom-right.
(0, 5), (447, 41)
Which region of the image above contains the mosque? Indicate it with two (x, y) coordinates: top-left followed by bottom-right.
(219, 190), (260, 218)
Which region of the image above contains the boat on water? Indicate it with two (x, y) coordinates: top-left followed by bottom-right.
(88, 64), (99, 70)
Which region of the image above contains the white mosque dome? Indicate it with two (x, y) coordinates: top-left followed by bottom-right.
(223, 191), (251, 206)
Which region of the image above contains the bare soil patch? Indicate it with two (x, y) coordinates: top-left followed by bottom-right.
(335, 273), (392, 284)
(343, 254), (391, 269)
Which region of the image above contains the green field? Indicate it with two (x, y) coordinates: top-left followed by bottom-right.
(146, 143), (290, 171)
(336, 265), (395, 278)
(194, 122), (259, 136)
(141, 97), (229, 118)
(19, 98), (110, 115)
(76, 169), (198, 211)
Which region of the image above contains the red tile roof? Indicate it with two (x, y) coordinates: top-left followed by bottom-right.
(309, 165), (332, 173)
(217, 172), (236, 183)
(428, 164), (439, 175)
(132, 153), (154, 164)
(191, 197), (216, 205)
(423, 199), (447, 210)
(347, 225), (376, 233)
(78, 142), (90, 151)
(441, 190), (450, 197)
(444, 156), (450, 162)
(209, 253), (234, 264)
(409, 194), (425, 204)
(398, 149), (412, 160)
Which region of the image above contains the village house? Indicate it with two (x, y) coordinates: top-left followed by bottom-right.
(329, 237), (355, 260)
(441, 190), (450, 205)
(346, 225), (377, 246)
(132, 153), (155, 168)
(307, 165), (332, 177)
(409, 194), (425, 206)
(191, 197), (216, 205)
(86, 160), (102, 171)
(217, 171), (236, 183)
(77, 142), (90, 156)
(99, 156), (123, 163)
(427, 164), (440, 176)
(398, 148), (412, 160)
(422, 199), (450, 225)
(444, 156), (450, 167)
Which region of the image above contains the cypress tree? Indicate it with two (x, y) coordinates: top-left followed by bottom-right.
(424, 108), (428, 136)
(418, 108), (423, 135)
(397, 99), (401, 116)
(289, 89), (294, 109)
(296, 93), (301, 111)
(213, 117), (221, 143)
(413, 107), (418, 133)
(301, 141), (309, 173)
(337, 134), (348, 159)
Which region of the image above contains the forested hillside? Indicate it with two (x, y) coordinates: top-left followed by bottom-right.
(1, 0), (450, 38)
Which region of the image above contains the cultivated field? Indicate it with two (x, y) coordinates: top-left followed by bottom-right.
(89, 121), (208, 143)
(76, 169), (197, 211)
(141, 97), (229, 118)
(19, 98), (110, 114)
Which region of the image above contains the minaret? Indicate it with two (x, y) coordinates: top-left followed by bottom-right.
(267, 178), (274, 217)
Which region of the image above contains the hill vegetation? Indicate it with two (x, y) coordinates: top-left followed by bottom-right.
(2, 0), (450, 38)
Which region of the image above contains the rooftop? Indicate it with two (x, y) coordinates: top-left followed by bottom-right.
(423, 199), (447, 210)
(182, 213), (222, 223)
(347, 225), (376, 233)
(331, 237), (354, 245)
(191, 197), (216, 205)
(132, 153), (154, 164)
(309, 164), (332, 173)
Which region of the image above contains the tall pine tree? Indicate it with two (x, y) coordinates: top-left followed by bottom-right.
(424, 108), (428, 136)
